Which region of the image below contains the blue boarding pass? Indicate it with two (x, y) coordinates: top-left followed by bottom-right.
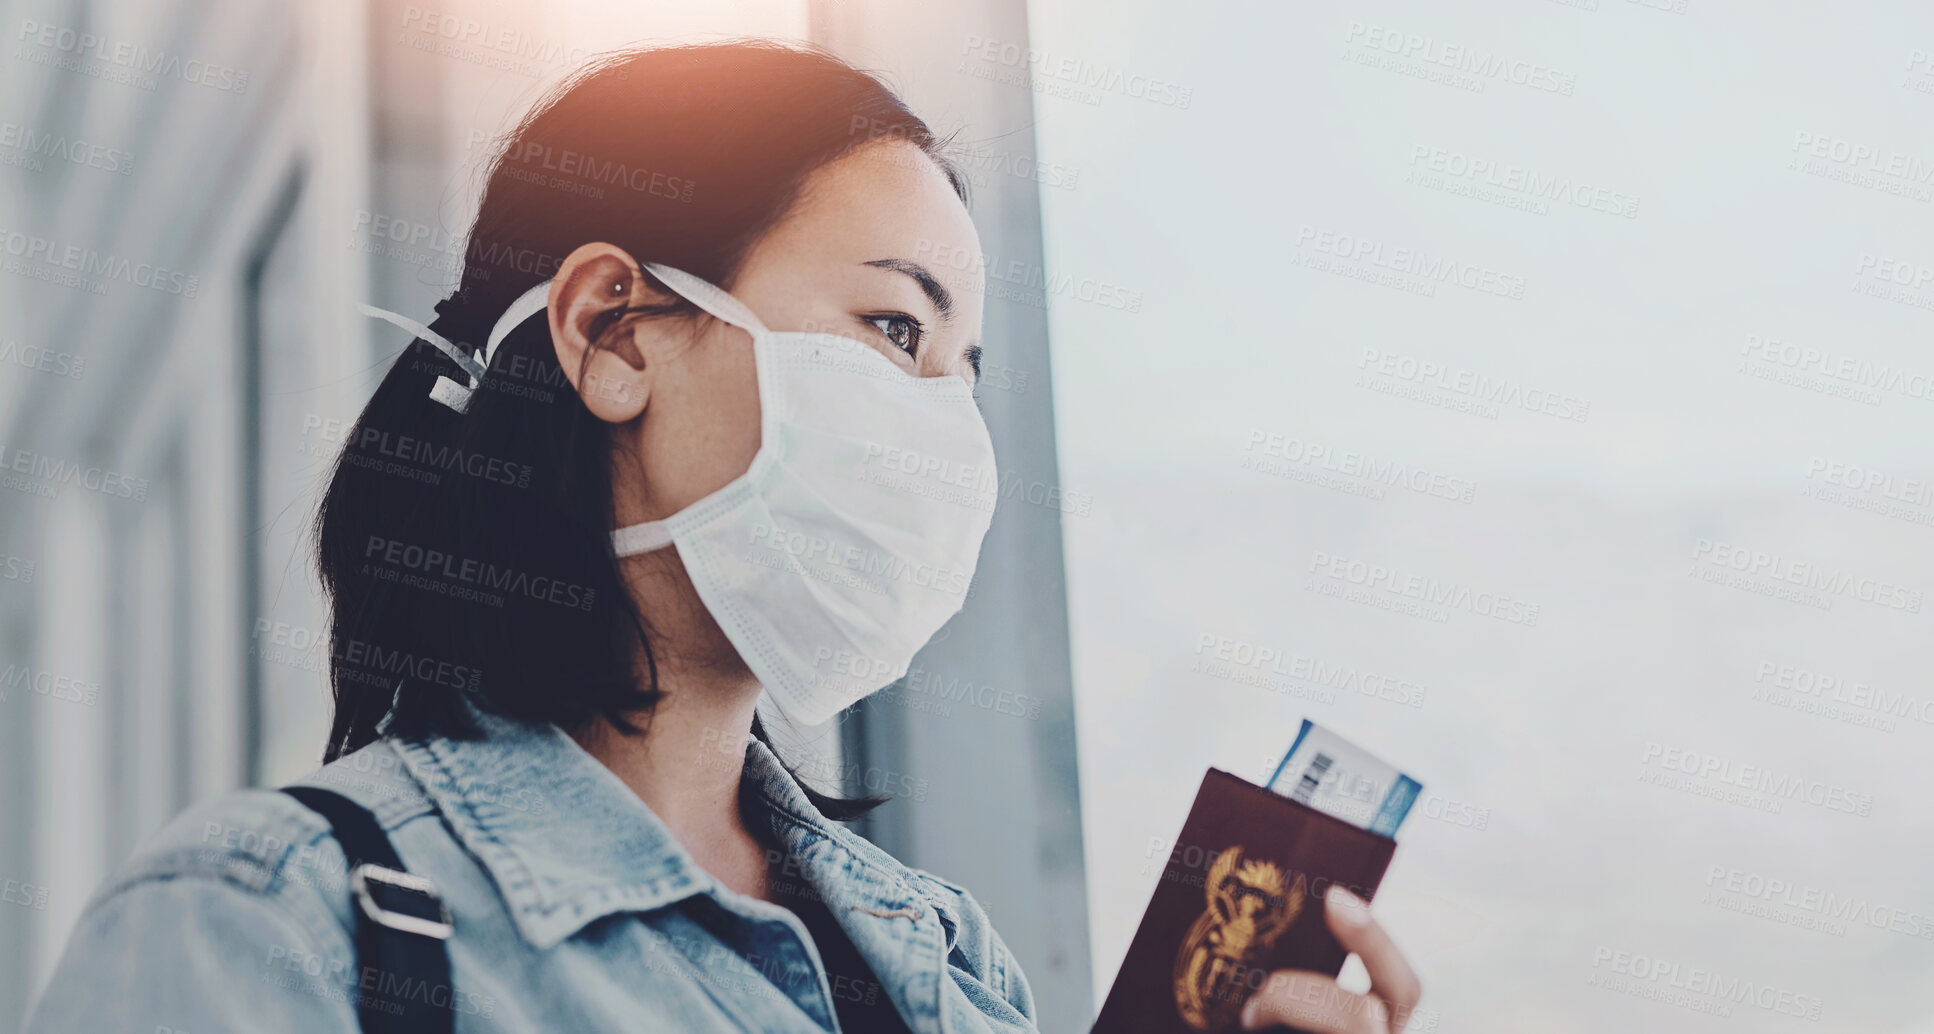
(1265, 719), (1422, 838)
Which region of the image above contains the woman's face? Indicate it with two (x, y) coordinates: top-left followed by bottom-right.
(607, 138), (987, 530)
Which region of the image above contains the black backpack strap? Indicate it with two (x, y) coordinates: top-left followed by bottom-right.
(282, 786), (456, 1034)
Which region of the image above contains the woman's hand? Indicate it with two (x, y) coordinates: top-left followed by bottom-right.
(1239, 885), (1422, 1033)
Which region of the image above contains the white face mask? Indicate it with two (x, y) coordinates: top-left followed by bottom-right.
(364, 264), (997, 723)
(616, 264), (997, 724)
(361, 264), (998, 725)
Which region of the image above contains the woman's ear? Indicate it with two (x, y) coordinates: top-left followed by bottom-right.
(549, 242), (658, 423)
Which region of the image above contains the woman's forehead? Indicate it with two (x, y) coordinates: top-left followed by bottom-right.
(777, 142), (983, 275)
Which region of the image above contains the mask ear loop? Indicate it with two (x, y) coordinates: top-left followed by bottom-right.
(356, 267), (757, 550)
(357, 304), (487, 403)
(607, 264), (770, 558)
(431, 280), (553, 411)
(642, 263), (769, 336)
(358, 280), (554, 413)
(359, 266), (755, 414)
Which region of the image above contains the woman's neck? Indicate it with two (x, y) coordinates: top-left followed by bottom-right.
(570, 654), (773, 900)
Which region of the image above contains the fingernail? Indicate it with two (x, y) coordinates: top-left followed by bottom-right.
(1326, 885), (1370, 925)
(1239, 996), (1261, 1029)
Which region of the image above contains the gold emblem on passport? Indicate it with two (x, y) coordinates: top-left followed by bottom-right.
(1172, 846), (1304, 1030)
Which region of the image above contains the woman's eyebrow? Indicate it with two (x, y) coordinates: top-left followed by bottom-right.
(863, 258), (955, 320)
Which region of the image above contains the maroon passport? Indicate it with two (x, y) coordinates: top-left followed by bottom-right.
(1091, 769), (1398, 1034)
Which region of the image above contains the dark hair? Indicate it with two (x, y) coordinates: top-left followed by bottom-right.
(313, 41), (965, 818)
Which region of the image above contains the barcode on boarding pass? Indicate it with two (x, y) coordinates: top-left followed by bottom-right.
(1290, 752), (1333, 804)
(1265, 719), (1424, 837)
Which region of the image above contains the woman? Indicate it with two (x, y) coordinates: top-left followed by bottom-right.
(27, 41), (1418, 1033)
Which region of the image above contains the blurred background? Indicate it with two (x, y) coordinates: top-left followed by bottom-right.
(2, 0), (1932, 1032)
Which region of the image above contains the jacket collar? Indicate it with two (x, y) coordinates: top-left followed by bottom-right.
(390, 698), (961, 956)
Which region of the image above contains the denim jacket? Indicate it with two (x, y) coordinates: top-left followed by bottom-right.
(25, 701), (1037, 1033)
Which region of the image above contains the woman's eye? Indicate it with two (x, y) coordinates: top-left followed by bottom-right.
(864, 314), (923, 358)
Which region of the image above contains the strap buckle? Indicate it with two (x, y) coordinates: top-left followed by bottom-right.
(350, 863), (454, 940)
